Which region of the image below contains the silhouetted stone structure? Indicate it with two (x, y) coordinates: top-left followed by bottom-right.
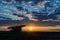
(8, 25), (25, 32)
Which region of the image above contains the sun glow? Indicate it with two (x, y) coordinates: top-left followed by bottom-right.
(22, 24), (60, 32)
(29, 27), (33, 30)
(22, 25), (35, 32)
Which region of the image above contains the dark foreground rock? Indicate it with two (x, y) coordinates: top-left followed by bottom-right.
(0, 32), (60, 40)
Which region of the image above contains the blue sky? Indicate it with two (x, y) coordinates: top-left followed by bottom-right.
(0, 0), (60, 21)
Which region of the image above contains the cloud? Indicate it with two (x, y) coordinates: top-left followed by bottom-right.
(57, 15), (60, 19)
(0, 13), (24, 20)
(25, 14), (39, 21)
(0, 0), (60, 21)
(42, 19), (60, 22)
(2, 0), (14, 4)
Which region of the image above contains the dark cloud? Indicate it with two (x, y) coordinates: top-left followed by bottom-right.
(0, 0), (60, 26)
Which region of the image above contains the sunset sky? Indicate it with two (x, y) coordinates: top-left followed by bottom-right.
(0, 0), (60, 21)
(0, 0), (60, 31)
